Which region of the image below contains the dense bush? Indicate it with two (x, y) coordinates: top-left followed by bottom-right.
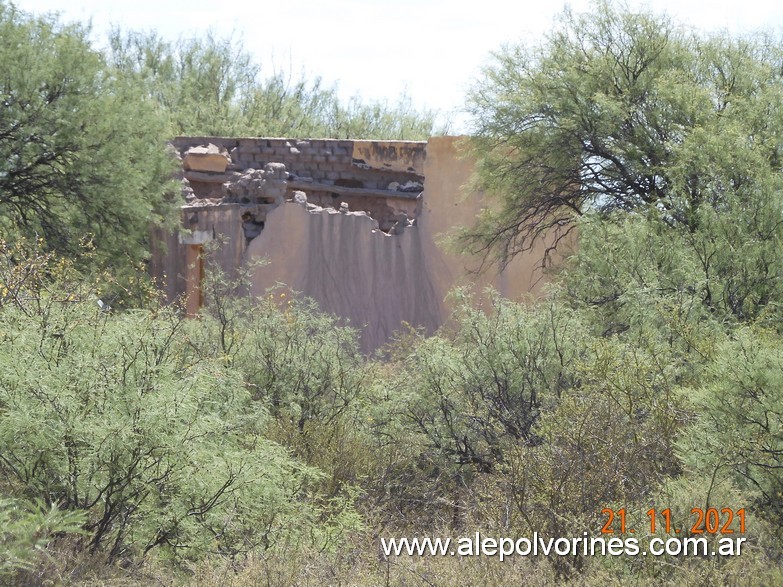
(0, 246), (358, 573)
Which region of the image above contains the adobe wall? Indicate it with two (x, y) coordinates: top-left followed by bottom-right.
(167, 136), (424, 232)
(152, 135), (557, 352)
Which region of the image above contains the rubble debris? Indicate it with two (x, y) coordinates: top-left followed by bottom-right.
(182, 143), (231, 173)
(170, 136), (427, 240)
(182, 178), (195, 203)
(223, 162), (288, 205)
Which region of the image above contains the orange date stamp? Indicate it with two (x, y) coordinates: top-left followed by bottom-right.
(601, 508), (746, 535)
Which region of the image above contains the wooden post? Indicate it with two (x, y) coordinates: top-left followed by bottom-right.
(180, 219), (212, 318)
(184, 243), (203, 317)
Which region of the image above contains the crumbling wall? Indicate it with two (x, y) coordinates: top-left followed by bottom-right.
(152, 136), (560, 352)
(236, 136), (559, 352)
(169, 136), (425, 232)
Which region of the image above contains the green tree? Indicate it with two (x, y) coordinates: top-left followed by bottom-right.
(400, 295), (586, 475)
(108, 29), (446, 139)
(0, 2), (176, 270)
(463, 0), (783, 266)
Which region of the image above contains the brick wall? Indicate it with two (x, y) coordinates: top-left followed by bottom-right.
(170, 136), (424, 190)
(171, 136), (426, 231)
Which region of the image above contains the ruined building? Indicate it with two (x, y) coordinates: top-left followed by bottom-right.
(151, 136), (557, 352)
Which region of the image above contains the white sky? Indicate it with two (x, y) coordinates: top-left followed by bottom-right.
(13, 0), (783, 132)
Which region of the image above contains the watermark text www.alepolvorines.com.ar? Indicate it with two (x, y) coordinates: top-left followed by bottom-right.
(380, 532), (747, 561)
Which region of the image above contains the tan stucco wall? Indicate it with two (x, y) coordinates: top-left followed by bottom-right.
(150, 204), (246, 307)
(419, 136), (554, 302)
(242, 136), (555, 352)
(246, 205), (444, 352)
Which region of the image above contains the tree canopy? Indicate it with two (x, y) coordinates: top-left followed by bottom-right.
(107, 29), (445, 139)
(464, 0), (783, 266)
(0, 1), (175, 268)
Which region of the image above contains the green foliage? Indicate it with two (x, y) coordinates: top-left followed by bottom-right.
(464, 0), (783, 266)
(173, 258), (375, 516)
(0, 498), (84, 578)
(108, 29), (446, 140)
(0, 2), (176, 271)
(205, 292), (365, 434)
(450, 3), (783, 580)
(0, 266), (356, 565)
(401, 294), (587, 475)
(8, 0), (783, 583)
(561, 180), (783, 334)
(680, 328), (783, 532)
(491, 332), (685, 543)
(198, 282), (374, 500)
(108, 30), (261, 137)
